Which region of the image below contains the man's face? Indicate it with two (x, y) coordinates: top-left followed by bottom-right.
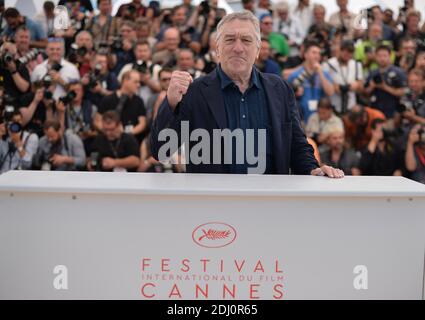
(337, 0), (348, 9)
(94, 55), (108, 73)
(369, 24), (382, 42)
(172, 7), (187, 27)
(258, 41), (270, 61)
(401, 40), (416, 56)
(327, 131), (345, 149)
(10, 114), (23, 129)
(164, 29), (180, 51)
(46, 42), (63, 62)
(159, 71), (172, 90)
(15, 30), (30, 50)
(277, 8), (288, 20)
(46, 127), (61, 144)
(376, 49), (391, 68)
(124, 72), (141, 94)
(76, 33), (93, 51)
(217, 19), (260, 76)
(120, 25), (134, 40)
(313, 7), (325, 22)
(318, 107), (332, 121)
(177, 51), (194, 71)
(304, 46), (321, 64)
(339, 48), (353, 63)
(137, 25), (150, 38)
(135, 44), (151, 61)
(242, 0), (255, 11)
(260, 16), (273, 35)
(102, 120), (120, 141)
(5, 16), (19, 29)
(383, 10), (393, 24)
(407, 16), (419, 33)
(408, 74), (424, 93)
(98, 0), (111, 14)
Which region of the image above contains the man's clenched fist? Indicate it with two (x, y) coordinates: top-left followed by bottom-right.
(167, 71), (193, 110)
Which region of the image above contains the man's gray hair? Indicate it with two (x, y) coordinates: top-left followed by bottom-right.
(216, 11), (261, 47)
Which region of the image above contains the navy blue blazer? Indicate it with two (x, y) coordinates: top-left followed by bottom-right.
(150, 68), (319, 174)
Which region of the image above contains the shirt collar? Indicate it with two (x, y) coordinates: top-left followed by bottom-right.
(217, 64), (260, 90)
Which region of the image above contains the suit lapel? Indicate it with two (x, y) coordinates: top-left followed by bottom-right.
(200, 70), (227, 129)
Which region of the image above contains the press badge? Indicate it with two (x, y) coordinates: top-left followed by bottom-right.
(308, 100), (318, 111)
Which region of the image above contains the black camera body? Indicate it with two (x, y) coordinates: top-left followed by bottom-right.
(339, 84), (350, 94)
(50, 62), (62, 72)
(133, 60), (148, 74)
(372, 72), (383, 84)
(87, 64), (102, 89)
(59, 90), (77, 105)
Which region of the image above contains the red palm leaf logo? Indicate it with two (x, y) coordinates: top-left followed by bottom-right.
(198, 229), (231, 242)
(193, 222), (237, 248)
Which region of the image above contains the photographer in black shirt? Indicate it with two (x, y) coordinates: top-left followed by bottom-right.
(88, 110), (140, 172)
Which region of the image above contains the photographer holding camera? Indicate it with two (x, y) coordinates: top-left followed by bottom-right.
(14, 26), (43, 75)
(88, 110), (140, 172)
(364, 44), (407, 119)
(97, 70), (147, 143)
(67, 31), (95, 76)
(398, 68), (425, 125)
(358, 118), (404, 176)
(405, 124), (425, 184)
(31, 38), (80, 100)
(35, 119), (86, 171)
(85, 0), (121, 50)
(395, 37), (417, 73)
(83, 53), (119, 108)
(155, 5), (201, 54)
(118, 41), (161, 106)
(323, 40), (363, 115)
(110, 21), (137, 75)
(60, 81), (97, 155)
(0, 110), (38, 173)
(1, 8), (47, 49)
(287, 41), (335, 122)
(0, 41), (31, 100)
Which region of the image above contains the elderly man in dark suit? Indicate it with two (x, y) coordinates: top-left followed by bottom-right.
(151, 11), (344, 178)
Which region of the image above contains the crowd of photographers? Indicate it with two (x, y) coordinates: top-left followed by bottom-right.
(0, 0), (424, 184)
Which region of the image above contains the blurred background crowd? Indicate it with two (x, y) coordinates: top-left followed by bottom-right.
(0, 0), (424, 184)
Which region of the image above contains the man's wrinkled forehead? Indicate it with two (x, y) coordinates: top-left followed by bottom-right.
(221, 30), (255, 39)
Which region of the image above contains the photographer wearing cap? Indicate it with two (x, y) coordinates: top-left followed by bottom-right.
(405, 124), (425, 183)
(88, 110), (140, 172)
(35, 119), (86, 171)
(323, 40), (363, 115)
(363, 44), (408, 119)
(0, 110), (38, 173)
(31, 38), (80, 100)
